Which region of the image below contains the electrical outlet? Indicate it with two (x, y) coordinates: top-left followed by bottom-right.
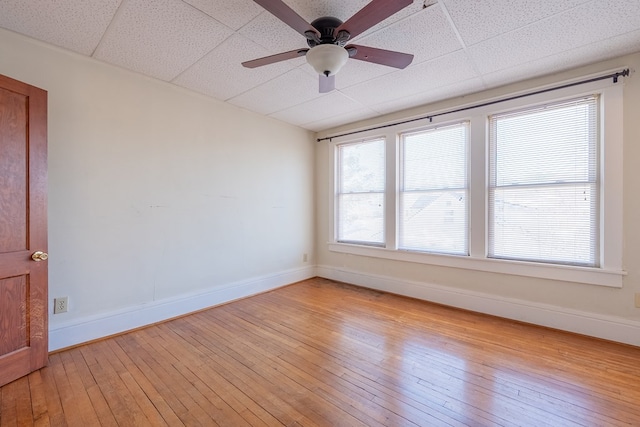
(303, 253), (308, 262)
(635, 293), (640, 308)
(54, 297), (68, 314)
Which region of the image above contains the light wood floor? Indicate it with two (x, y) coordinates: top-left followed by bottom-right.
(1, 278), (639, 426)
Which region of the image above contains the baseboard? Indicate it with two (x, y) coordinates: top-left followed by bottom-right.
(49, 266), (316, 351)
(317, 265), (640, 347)
(50, 265), (639, 351)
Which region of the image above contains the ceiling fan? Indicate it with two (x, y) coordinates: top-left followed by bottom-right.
(242, 0), (415, 93)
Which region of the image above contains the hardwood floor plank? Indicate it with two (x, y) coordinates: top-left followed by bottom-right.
(110, 333), (194, 426)
(68, 348), (118, 427)
(213, 303), (473, 427)
(135, 328), (250, 427)
(228, 295), (506, 426)
(1, 278), (639, 426)
(36, 355), (67, 426)
(106, 338), (182, 426)
(181, 316), (342, 427)
(27, 371), (50, 426)
(171, 315), (350, 426)
(122, 330), (218, 425)
(0, 380), (18, 427)
(51, 351), (93, 427)
(80, 341), (151, 426)
(198, 309), (415, 427)
(15, 377), (33, 426)
(57, 350), (102, 426)
(118, 329), (270, 427)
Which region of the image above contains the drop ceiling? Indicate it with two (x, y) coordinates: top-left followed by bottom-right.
(1, 0), (638, 132)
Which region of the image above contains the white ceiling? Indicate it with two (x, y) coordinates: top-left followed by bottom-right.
(1, 0), (639, 132)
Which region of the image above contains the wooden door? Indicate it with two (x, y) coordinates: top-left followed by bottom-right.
(0, 74), (48, 387)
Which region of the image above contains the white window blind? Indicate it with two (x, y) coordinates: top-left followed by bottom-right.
(336, 139), (385, 245)
(488, 96), (599, 266)
(399, 123), (469, 255)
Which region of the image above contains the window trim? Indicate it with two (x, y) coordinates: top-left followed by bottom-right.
(327, 76), (625, 288)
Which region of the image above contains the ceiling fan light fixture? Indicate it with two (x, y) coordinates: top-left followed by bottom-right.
(306, 44), (348, 77)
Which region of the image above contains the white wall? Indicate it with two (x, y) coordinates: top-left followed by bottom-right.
(316, 53), (640, 346)
(0, 28), (316, 351)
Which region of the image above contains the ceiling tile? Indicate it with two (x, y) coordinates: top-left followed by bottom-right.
(174, 34), (298, 101)
(94, 0), (234, 81)
(297, 61), (321, 79)
(182, 0), (264, 30)
(441, 0), (592, 46)
(269, 91), (367, 126)
(481, 29), (640, 89)
(333, 59), (398, 89)
(302, 107), (384, 132)
(371, 78), (486, 116)
(467, 0), (640, 75)
(228, 68), (321, 115)
(239, 10), (308, 54)
(357, 0), (431, 40)
(0, 0), (122, 55)
(354, 5), (462, 65)
(342, 50), (478, 107)
(282, 0), (370, 25)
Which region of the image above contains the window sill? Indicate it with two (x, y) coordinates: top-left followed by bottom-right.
(328, 243), (625, 288)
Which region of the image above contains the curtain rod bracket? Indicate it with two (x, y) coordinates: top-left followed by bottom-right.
(613, 68), (630, 83)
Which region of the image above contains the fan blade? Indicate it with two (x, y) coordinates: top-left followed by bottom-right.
(336, 0), (413, 40)
(242, 49), (309, 68)
(253, 0), (320, 37)
(319, 74), (335, 93)
(346, 45), (413, 69)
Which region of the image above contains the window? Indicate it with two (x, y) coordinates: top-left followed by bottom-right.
(399, 123), (469, 255)
(489, 97), (599, 266)
(336, 138), (385, 245)
(328, 78), (623, 287)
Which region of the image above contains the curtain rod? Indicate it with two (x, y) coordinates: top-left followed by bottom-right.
(317, 68), (630, 143)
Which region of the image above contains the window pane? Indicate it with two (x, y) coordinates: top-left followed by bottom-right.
(400, 190), (467, 254)
(399, 123), (468, 255)
(339, 140), (385, 193)
(337, 193), (384, 244)
(336, 139), (385, 245)
(489, 96), (598, 266)
(403, 125), (467, 190)
(490, 184), (596, 264)
(493, 101), (597, 186)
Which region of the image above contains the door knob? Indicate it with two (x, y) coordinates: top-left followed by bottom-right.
(31, 251), (48, 261)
